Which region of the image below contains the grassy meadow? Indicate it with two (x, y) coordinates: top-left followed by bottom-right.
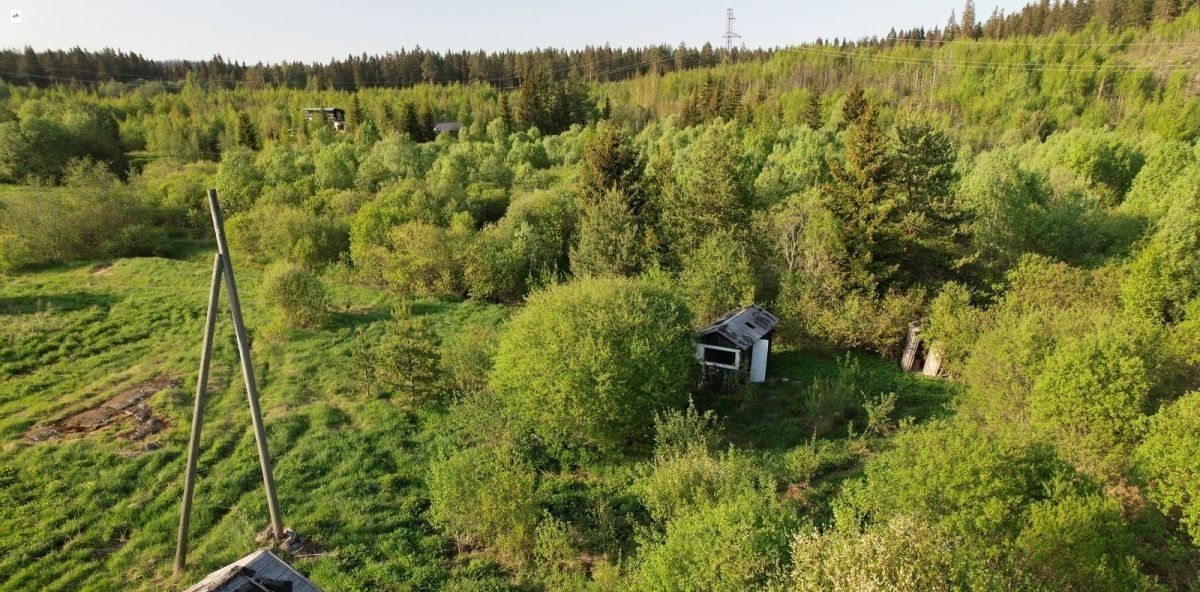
(0, 248), (951, 590)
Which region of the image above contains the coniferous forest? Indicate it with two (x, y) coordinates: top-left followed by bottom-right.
(2, 1), (1200, 590)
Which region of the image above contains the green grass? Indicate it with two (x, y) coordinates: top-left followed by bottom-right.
(0, 254), (958, 591)
(0, 254), (508, 591)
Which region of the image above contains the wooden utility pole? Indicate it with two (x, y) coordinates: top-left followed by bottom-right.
(175, 189), (285, 575)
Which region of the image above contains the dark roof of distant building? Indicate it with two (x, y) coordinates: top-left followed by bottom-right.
(433, 121), (463, 132)
(304, 107), (343, 113)
(698, 304), (779, 350)
(184, 550), (323, 592)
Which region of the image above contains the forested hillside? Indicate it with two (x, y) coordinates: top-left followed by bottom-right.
(2, 2), (1200, 591)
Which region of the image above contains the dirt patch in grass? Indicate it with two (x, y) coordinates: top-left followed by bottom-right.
(90, 262), (116, 276)
(255, 526), (327, 558)
(23, 376), (179, 447)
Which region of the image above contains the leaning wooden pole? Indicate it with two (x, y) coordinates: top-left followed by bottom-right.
(174, 253), (223, 575)
(206, 188), (286, 541)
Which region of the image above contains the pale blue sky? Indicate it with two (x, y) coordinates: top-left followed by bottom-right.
(2, 0), (1034, 63)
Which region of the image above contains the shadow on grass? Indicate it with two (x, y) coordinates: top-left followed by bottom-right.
(0, 291), (117, 315)
(330, 308), (394, 330)
(693, 349), (959, 452)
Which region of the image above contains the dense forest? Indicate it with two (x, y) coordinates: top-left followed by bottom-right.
(2, 1), (1200, 591)
(3, 0), (1198, 89)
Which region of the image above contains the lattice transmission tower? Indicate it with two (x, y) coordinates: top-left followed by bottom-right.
(724, 8), (742, 52)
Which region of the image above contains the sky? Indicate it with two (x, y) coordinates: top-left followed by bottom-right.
(2, 0), (1035, 63)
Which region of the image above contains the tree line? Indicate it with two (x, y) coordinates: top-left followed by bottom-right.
(0, 43), (773, 90)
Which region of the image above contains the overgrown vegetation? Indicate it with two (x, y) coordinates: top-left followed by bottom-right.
(2, 2), (1200, 590)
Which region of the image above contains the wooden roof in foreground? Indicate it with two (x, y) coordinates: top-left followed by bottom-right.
(183, 549), (322, 592)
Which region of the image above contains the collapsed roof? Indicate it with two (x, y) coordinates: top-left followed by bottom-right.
(184, 550), (322, 592)
(697, 304), (779, 350)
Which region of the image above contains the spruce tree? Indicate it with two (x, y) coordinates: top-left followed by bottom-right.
(891, 118), (963, 284)
(804, 89), (824, 130)
(417, 101), (435, 142)
(367, 313), (441, 404)
(498, 92), (513, 130)
(825, 101), (896, 287)
(570, 190), (646, 278)
(962, 0), (978, 38)
(659, 124), (751, 261)
(235, 112), (259, 150)
(515, 64), (553, 132)
(401, 102), (421, 140)
(838, 85), (868, 130)
(580, 120), (643, 207)
(346, 94), (363, 132)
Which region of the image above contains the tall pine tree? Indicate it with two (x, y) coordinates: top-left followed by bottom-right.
(580, 120), (643, 208)
(838, 85), (868, 130)
(825, 100), (896, 288)
(804, 89), (824, 130)
(235, 112), (259, 150)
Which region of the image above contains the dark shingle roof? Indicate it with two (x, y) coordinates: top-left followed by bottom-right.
(433, 121), (463, 132)
(184, 550), (323, 592)
(697, 304), (779, 350)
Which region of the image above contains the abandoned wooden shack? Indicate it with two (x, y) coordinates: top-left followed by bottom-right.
(183, 550), (322, 592)
(433, 121), (463, 134)
(899, 320), (942, 376)
(696, 304), (779, 384)
(303, 107), (345, 132)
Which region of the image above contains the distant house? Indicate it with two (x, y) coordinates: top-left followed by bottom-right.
(184, 550), (322, 592)
(304, 107), (346, 132)
(433, 121), (463, 134)
(696, 304), (779, 384)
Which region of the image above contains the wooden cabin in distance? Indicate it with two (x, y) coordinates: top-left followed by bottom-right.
(433, 121), (464, 134)
(303, 107), (345, 132)
(696, 304), (779, 384)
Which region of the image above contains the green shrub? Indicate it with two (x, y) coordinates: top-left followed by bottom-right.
(651, 400), (724, 460)
(212, 148), (264, 214)
(777, 274), (924, 356)
(439, 320), (501, 394)
(226, 205), (349, 269)
(1030, 326), (1153, 480)
(314, 142), (358, 190)
(631, 490), (795, 592)
(1041, 128), (1144, 206)
(840, 418), (1069, 549)
(923, 282), (982, 375)
(1123, 140), (1197, 219)
(489, 275), (694, 454)
(1015, 488), (1154, 592)
(801, 355), (870, 436)
(1136, 391), (1200, 545)
(463, 224), (530, 303)
(958, 256), (1120, 427)
(0, 158), (163, 271)
(634, 447), (763, 524)
(428, 445), (540, 568)
(786, 515), (970, 592)
(779, 438), (858, 485)
(137, 159), (217, 233)
(379, 216), (472, 298)
(678, 231), (756, 328)
(257, 262), (330, 334)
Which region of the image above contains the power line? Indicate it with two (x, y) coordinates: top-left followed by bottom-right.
(884, 36), (1200, 47)
(789, 44), (1199, 72)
